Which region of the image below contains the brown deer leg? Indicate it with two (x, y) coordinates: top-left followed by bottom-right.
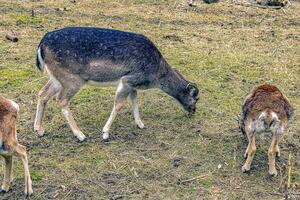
(242, 132), (256, 172)
(244, 142), (250, 158)
(34, 79), (61, 136)
(15, 145), (32, 198)
(275, 137), (282, 157)
(129, 90), (144, 129)
(1, 156), (13, 192)
(102, 79), (131, 140)
(268, 136), (280, 176)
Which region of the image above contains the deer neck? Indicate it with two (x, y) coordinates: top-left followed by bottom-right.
(157, 59), (188, 100)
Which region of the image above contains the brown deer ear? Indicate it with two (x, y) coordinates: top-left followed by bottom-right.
(186, 83), (198, 97)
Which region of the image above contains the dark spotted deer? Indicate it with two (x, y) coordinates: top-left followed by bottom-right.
(0, 96), (33, 198)
(34, 27), (199, 142)
(241, 84), (293, 176)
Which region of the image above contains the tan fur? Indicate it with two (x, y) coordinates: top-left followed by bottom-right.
(241, 84), (293, 176)
(0, 96), (33, 198)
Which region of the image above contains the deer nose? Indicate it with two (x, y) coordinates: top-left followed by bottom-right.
(188, 106), (196, 115)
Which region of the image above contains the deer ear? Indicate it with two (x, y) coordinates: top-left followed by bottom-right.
(186, 83), (198, 97)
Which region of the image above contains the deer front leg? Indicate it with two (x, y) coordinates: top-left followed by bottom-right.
(129, 90), (144, 129)
(102, 80), (131, 141)
(1, 156), (13, 192)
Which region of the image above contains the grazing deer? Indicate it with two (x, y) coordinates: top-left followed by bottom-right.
(0, 96), (33, 198)
(241, 84), (293, 176)
(34, 27), (199, 142)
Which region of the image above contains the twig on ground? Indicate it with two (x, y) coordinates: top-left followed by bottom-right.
(136, 147), (161, 151)
(287, 153), (292, 189)
(268, 192), (285, 196)
(178, 174), (207, 184)
(5, 34), (19, 42)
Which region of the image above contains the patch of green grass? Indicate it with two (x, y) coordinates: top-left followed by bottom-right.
(0, 67), (34, 88)
(30, 170), (44, 181)
(10, 14), (47, 25)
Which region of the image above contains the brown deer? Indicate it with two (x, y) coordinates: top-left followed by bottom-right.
(241, 84), (293, 176)
(0, 96), (33, 198)
(34, 27), (199, 142)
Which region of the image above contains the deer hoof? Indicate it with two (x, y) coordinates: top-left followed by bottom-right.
(75, 132), (86, 142)
(269, 169), (278, 177)
(24, 192), (32, 199)
(136, 120), (145, 129)
(0, 188), (8, 193)
(35, 129), (45, 137)
(242, 165), (250, 173)
(102, 131), (109, 141)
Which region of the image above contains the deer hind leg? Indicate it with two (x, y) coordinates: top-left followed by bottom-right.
(14, 145), (32, 198)
(102, 79), (132, 141)
(57, 82), (86, 142)
(243, 120), (253, 158)
(242, 132), (256, 173)
(0, 156), (13, 192)
(129, 89), (144, 129)
(34, 79), (61, 136)
(268, 135), (281, 176)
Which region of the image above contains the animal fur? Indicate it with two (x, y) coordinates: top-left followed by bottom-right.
(241, 83), (293, 176)
(0, 96), (33, 198)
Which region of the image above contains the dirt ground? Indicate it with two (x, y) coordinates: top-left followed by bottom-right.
(0, 0), (299, 199)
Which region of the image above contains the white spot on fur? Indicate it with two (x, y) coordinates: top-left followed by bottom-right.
(116, 81), (124, 93)
(87, 80), (118, 87)
(271, 112), (279, 121)
(258, 111), (266, 120)
(37, 47), (44, 68)
(9, 100), (19, 112)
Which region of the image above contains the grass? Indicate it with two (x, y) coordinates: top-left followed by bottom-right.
(0, 0), (299, 199)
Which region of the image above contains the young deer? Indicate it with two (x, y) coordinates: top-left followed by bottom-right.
(0, 96), (33, 198)
(34, 27), (199, 142)
(241, 84), (293, 176)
